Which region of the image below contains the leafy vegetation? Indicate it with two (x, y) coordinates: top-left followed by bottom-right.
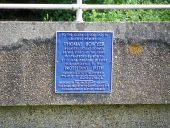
(42, 0), (76, 21)
(42, 0), (170, 21)
(0, 0), (170, 21)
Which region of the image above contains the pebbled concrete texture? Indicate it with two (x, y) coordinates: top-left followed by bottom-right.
(0, 105), (170, 128)
(0, 22), (170, 106)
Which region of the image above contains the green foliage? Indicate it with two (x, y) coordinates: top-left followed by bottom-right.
(43, 10), (75, 21)
(42, 0), (170, 21)
(42, 0), (76, 21)
(83, 9), (170, 21)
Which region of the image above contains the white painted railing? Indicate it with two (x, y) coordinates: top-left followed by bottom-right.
(0, 0), (170, 22)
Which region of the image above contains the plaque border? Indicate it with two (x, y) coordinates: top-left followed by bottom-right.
(55, 31), (114, 93)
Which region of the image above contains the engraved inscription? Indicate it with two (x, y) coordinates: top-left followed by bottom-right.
(55, 32), (113, 93)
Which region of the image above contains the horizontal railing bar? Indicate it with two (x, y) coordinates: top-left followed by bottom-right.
(0, 4), (170, 10)
(82, 4), (170, 10)
(0, 4), (78, 10)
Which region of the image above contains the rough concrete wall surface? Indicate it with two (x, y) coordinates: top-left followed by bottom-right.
(0, 105), (169, 128)
(0, 22), (170, 127)
(0, 22), (169, 105)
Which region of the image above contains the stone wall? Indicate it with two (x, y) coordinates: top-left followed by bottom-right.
(0, 105), (169, 128)
(0, 22), (169, 127)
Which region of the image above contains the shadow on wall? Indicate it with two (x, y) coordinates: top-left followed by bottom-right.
(0, 37), (169, 105)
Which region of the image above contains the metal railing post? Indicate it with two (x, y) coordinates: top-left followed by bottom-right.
(76, 0), (83, 22)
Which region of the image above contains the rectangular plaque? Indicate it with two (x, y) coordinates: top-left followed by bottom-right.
(55, 32), (113, 93)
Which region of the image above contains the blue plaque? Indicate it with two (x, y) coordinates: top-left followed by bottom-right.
(55, 32), (113, 93)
